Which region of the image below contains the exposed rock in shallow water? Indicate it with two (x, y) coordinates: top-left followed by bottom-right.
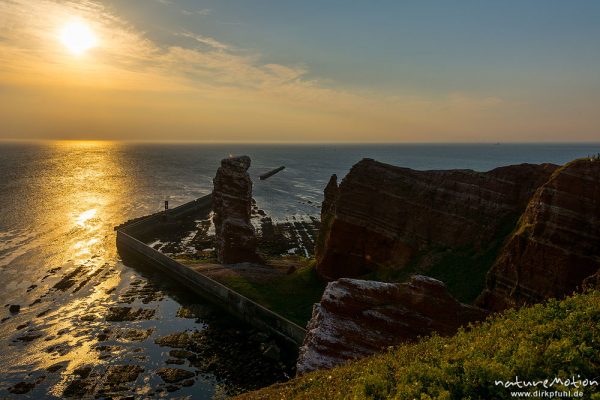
(105, 365), (143, 384)
(8, 377), (45, 395)
(105, 306), (155, 321)
(478, 159), (600, 311)
(15, 331), (43, 342)
(296, 275), (487, 374)
(156, 367), (195, 383)
(62, 365), (142, 398)
(212, 155), (262, 264)
(316, 158), (557, 280)
(73, 366), (92, 379)
(155, 332), (194, 348)
(152, 327), (294, 394)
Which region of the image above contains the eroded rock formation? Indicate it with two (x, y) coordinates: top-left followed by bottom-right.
(296, 275), (488, 374)
(316, 158), (557, 280)
(212, 155), (262, 264)
(321, 174), (339, 219)
(300, 157), (600, 375)
(478, 158), (600, 311)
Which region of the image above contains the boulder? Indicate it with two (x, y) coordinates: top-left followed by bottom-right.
(296, 275), (488, 374)
(212, 156), (262, 264)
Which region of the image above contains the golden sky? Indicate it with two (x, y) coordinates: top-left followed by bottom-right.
(0, 0), (598, 142)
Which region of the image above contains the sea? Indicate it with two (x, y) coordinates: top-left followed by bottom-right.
(0, 141), (599, 398)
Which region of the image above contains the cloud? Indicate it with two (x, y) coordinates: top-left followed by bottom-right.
(181, 8), (211, 17)
(0, 0), (533, 142)
(179, 31), (230, 51)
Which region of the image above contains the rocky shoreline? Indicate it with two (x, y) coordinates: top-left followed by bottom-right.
(0, 238), (299, 399)
(5, 154), (597, 399)
(116, 155), (600, 389)
(294, 157), (600, 375)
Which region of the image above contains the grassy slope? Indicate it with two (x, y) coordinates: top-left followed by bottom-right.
(220, 265), (326, 327)
(364, 215), (519, 304)
(237, 290), (600, 400)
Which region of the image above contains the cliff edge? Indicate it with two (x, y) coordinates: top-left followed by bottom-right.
(316, 159), (557, 285)
(478, 158), (600, 311)
(296, 275), (487, 374)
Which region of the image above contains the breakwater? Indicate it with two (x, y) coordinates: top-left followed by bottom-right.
(115, 195), (307, 346)
(259, 166), (286, 180)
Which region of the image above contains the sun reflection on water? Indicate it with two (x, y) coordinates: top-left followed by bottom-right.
(44, 140), (127, 264)
(0, 140), (134, 379)
(75, 208), (98, 227)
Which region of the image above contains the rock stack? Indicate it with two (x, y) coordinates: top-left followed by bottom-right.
(212, 155), (262, 264)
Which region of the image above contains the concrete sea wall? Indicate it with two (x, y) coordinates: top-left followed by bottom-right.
(116, 194), (307, 346)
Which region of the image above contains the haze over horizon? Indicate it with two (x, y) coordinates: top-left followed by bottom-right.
(1, 1), (599, 143)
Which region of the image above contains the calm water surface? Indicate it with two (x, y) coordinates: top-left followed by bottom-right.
(0, 141), (599, 398)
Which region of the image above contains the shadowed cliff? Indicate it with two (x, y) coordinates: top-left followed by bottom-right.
(478, 158), (600, 311)
(315, 158), (557, 302)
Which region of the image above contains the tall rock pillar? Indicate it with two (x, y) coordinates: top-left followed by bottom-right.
(212, 155), (262, 264)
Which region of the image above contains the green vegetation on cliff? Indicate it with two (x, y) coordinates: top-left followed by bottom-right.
(221, 264), (325, 326)
(364, 215), (519, 304)
(238, 290), (600, 400)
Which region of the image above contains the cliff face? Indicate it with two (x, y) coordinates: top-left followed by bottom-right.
(316, 159), (557, 280)
(296, 275), (488, 374)
(478, 159), (600, 311)
(299, 158), (599, 376)
(212, 156), (262, 264)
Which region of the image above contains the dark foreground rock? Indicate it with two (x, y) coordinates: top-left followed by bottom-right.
(153, 327), (296, 395)
(296, 275), (487, 374)
(478, 158), (600, 311)
(212, 155), (262, 264)
(316, 158), (556, 280)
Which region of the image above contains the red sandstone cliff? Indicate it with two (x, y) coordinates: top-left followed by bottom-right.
(296, 275), (488, 374)
(477, 158), (600, 311)
(212, 156), (262, 264)
(299, 157), (599, 375)
(316, 159), (557, 281)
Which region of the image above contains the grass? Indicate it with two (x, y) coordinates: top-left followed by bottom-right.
(314, 212), (334, 262)
(364, 215), (519, 304)
(219, 263), (326, 327)
(237, 289), (600, 400)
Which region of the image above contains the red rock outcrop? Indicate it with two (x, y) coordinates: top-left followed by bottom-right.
(316, 159), (557, 280)
(212, 156), (262, 264)
(296, 275), (488, 374)
(477, 158), (600, 311)
(321, 174), (339, 219)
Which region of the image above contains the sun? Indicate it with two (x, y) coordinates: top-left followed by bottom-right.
(60, 20), (98, 56)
